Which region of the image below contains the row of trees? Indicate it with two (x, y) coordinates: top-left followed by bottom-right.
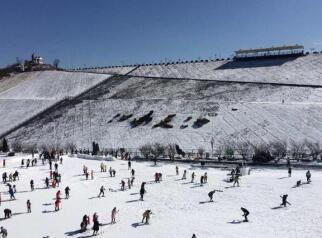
(138, 139), (321, 163)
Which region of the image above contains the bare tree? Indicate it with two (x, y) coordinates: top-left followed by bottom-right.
(235, 141), (253, 160)
(53, 59), (60, 69)
(11, 140), (22, 152)
(269, 140), (287, 160)
(22, 143), (37, 154)
(167, 143), (176, 160)
(305, 140), (321, 160)
(215, 143), (225, 159)
(289, 140), (306, 161)
(139, 144), (153, 159)
(151, 143), (166, 159)
(64, 142), (77, 154)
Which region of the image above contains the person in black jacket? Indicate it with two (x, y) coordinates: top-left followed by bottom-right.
(241, 207), (249, 222)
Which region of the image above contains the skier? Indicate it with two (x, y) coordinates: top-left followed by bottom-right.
(121, 180), (125, 191)
(204, 172), (208, 183)
(21, 159), (24, 168)
(2, 160), (5, 168)
(109, 167), (113, 177)
(56, 190), (61, 200)
(112, 169), (116, 177)
(131, 169), (135, 177)
(8, 187), (15, 200)
(233, 174), (240, 187)
(0, 226), (7, 238)
(306, 170), (311, 183)
(142, 210), (152, 224)
(191, 172), (195, 183)
(30, 180), (34, 191)
(26, 200), (31, 213)
(131, 177), (135, 186)
(91, 170), (94, 180)
(241, 207), (249, 222)
(54, 198), (61, 211)
(111, 207), (118, 224)
(192, 234), (197, 238)
(65, 186), (71, 199)
(288, 167), (292, 177)
(60, 157), (63, 164)
(140, 182), (146, 201)
(128, 160), (132, 170)
(85, 171), (89, 180)
(92, 213), (100, 236)
(200, 176), (204, 185)
(128, 178), (131, 189)
(98, 186), (106, 197)
(208, 189), (222, 202)
(182, 170), (187, 180)
(176, 166), (179, 175)
(280, 194), (291, 207)
(45, 177), (49, 188)
(4, 209), (11, 219)
(81, 215), (90, 231)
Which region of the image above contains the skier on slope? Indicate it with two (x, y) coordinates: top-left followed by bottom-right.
(131, 169), (135, 177)
(98, 186), (106, 197)
(176, 166), (179, 176)
(182, 170), (187, 180)
(111, 207), (119, 224)
(191, 172), (195, 183)
(306, 170), (311, 183)
(241, 207), (249, 222)
(128, 160), (132, 170)
(280, 194), (291, 207)
(0, 227), (7, 238)
(208, 189), (223, 202)
(65, 186), (71, 199)
(30, 180), (34, 191)
(288, 167), (292, 177)
(92, 213), (100, 236)
(140, 182), (146, 201)
(121, 180), (125, 191)
(233, 174), (240, 187)
(142, 210), (153, 224)
(26, 200), (31, 213)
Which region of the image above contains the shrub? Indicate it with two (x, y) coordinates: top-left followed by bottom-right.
(130, 111), (154, 128)
(118, 114), (133, 122)
(175, 144), (185, 157)
(253, 143), (273, 163)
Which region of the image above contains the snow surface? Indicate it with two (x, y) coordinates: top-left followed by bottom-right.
(0, 154), (321, 238)
(129, 54), (322, 86)
(0, 71), (109, 100)
(7, 76), (322, 150)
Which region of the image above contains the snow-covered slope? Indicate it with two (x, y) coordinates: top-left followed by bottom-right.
(0, 71), (110, 136)
(6, 76), (322, 150)
(130, 55), (322, 86)
(0, 71), (109, 100)
(1, 155), (321, 238)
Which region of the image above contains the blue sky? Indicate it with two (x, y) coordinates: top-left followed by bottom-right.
(0, 0), (321, 68)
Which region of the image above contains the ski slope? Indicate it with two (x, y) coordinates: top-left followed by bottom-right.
(0, 154), (321, 238)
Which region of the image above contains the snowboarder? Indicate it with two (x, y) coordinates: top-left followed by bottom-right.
(111, 207), (118, 224)
(288, 167), (292, 177)
(280, 194), (291, 207)
(0, 226), (7, 238)
(306, 170), (311, 183)
(26, 200), (31, 213)
(241, 207), (249, 222)
(182, 170), (187, 180)
(98, 186), (106, 197)
(65, 186), (70, 199)
(142, 210), (152, 224)
(30, 180), (34, 191)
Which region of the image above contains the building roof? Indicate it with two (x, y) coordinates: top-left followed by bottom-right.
(235, 45), (304, 55)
